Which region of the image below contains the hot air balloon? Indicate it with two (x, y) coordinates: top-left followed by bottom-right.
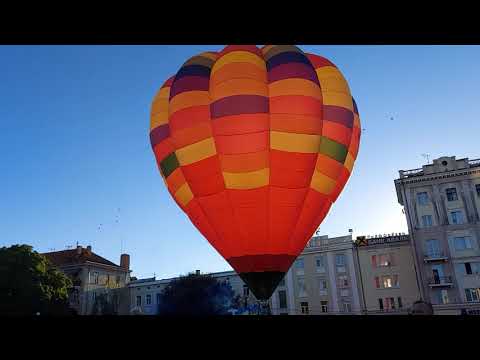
(149, 45), (361, 301)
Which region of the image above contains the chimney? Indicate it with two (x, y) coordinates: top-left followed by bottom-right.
(120, 254), (130, 270)
(86, 245), (92, 255)
(76, 246), (82, 255)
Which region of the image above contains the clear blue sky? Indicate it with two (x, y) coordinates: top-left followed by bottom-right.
(1, 45), (479, 279)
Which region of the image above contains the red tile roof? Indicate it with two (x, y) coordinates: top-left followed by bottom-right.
(42, 248), (120, 268)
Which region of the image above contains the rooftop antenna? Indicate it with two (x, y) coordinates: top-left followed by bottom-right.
(422, 153), (430, 164)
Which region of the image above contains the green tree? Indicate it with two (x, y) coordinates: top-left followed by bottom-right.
(158, 273), (235, 316)
(0, 244), (74, 316)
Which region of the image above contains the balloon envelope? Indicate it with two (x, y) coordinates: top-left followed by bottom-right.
(149, 45), (361, 300)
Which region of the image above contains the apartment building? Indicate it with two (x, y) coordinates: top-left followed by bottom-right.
(395, 156), (480, 314)
(354, 234), (421, 314)
(270, 234), (363, 315)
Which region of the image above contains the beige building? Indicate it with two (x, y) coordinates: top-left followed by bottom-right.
(270, 234), (363, 315)
(43, 245), (131, 315)
(354, 234), (421, 314)
(395, 156), (480, 314)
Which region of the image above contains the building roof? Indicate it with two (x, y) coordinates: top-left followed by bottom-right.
(129, 277), (156, 284)
(42, 246), (121, 269)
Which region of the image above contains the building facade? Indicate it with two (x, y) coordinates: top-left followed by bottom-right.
(270, 234), (363, 315)
(128, 270), (259, 315)
(354, 234), (421, 314)
(395, 156), (480, 314)
(43, 245), (131, 315)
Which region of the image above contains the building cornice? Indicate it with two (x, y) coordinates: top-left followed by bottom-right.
(395, 168), (480, 186)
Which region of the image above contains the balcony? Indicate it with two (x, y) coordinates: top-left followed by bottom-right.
(424, 252), (448, 263)
(428, 276), (453, 287)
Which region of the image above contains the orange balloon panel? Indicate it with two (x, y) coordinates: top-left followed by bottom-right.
(149, 45), (362, 300)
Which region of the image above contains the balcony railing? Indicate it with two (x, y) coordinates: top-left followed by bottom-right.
(424, 252), (448, 262)
(428, 276), (453, 287)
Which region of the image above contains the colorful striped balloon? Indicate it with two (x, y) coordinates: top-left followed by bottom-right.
(149, 45), (361, 300)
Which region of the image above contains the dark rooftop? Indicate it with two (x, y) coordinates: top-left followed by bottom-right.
(42, 246), (121, 268)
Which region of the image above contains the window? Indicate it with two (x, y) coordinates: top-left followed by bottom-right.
(295, 258), (305, 275)
(465, 262), (472, 275)
(156, 293), (161, 305)
(450, 211), (464, 225)
(397, 297), (403, 308)
(340, 289), (349, 297)
(446, 188), (458, 201)
(146, 294), (151, 305)
(476, 184), (480, 197)
(318, 279), (328, 292)
(92, 291), (97, 301)
(336, 254), (346, 273)
(343, 303), (352, 313)
(473, 263), (480, 274)
(417, 192), (429, 205)
(378, 253), (394, 267)
(465, 288), (480, 302)
(454, 236), (472, 250)
(116, 275), (120, 285)
(421, 215), (433, 228)
(385, 297), (395, 310)
(300, 302), (309, 314)
(297, 278), (307, 297)
(338, 275), (349, 288)
(463, 262), (480, 275)
(278, 290), (287, 309)
(321, 301), (328, 313)
(377, 275), (399, 289)
(425, 239), (441, 257)
(431, 264), (445, 282)
(91, 271), (99, 284)
(378, 298), (384, 310)
(136, 296), (142, 307)
(373, 254), (395, 268)
(441, 290), (449, 304)
(315, 255), (326, 273)
(243, 285), (250, 297)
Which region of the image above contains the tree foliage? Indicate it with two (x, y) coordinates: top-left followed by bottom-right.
(158, 273), (235, 315)
(0, 244), (74, 315)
